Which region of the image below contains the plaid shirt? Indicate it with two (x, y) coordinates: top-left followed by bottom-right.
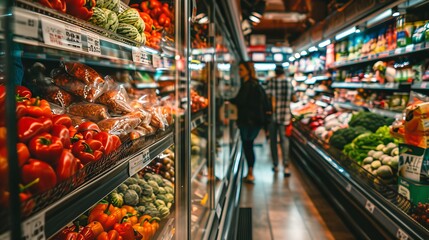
(266, 75), (293, 125)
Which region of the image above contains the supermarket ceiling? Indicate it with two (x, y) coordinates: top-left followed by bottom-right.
(241, 0), (349, 46)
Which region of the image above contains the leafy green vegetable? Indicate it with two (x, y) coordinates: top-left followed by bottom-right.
(349, 112), (394, 132)
(329, 126), (370, 150)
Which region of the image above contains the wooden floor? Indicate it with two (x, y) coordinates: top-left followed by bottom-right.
(239, 133), (356, 240)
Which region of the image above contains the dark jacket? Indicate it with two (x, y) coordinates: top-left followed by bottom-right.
(231, 79), (271, 127)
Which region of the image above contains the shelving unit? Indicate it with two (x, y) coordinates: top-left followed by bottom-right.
(291, 124), (429, 239)
(331, 82), (411, 91)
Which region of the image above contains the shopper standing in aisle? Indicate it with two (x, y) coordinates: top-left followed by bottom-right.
(231, 61), (271, 183)
(266, 65), (293, 177)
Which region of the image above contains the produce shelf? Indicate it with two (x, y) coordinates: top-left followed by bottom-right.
(331, 82), (411, 91)
(333, 102), (402, 118)
(330, 42), (429, 69)
(294, 76), (307, 82)
(18, 129), (174, 238)
(291, 124), (429, 239)
(11, 6), (173, 71)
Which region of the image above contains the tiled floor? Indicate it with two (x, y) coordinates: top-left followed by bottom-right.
(239, 133), (355, 240)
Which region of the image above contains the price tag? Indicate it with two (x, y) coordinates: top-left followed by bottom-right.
(191, 120), (197, 129)
(216, 204), (222, 218)
(22, 212), (45, 240)
(395, 48), (403, 55)
(142, 149), (150, 163)
(0, 231), (10, 240)
(346, 183), (352, 192)
(405, 44), (414, 52)
(396, 228), (409, 240)
(14, 10), (39, 39)
(41, 17), (82, 51)
(129, 154), (144, 176)
(85, 32), (101, 55)
(141, 52), (152, 66)
(365, 200), (375, 214)
(163, 57), (170, 68)
(132, 47), (142, 63)
(152, 54), (161, 68)
(421, 82), (427, 89)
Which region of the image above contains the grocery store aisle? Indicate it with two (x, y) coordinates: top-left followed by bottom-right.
(239, 132), (356, 240)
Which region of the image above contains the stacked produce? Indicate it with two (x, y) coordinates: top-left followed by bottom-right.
(361, 142), (399, 184)
(129, 0), (173, 49)
(190, 89), (208, 113)
(409, 203), (429, 228)
(145, 148), (175, 183)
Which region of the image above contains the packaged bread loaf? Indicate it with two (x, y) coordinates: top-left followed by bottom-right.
(68, 103), (110, 122)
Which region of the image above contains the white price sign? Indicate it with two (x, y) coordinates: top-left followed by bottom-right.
(216, 204), (222, 218)
(141, 52), (151, 66)
(152, 54), (161, 68)
(396, 228), (409, 240)
(85, 32), (101, 55)
(365, 200), (375, 214)
(346, 183), (352, 192)
(41, 18), (82, 51)
(14, 10), (39, 39)
(129, 154), (144, 176)
(0, 232), (10, 240)
(421, 82), (427, 89)
(22, 212), (45, 240)
(132, 47), (142, 63)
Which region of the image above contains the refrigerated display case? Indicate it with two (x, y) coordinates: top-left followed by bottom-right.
(0, 0), (245, 239)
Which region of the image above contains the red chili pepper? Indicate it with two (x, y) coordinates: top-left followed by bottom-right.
(148, 0), (161, 9)
(72, 139), (104, 165)
(17, 143), (30, 167)
(65, 0), (95, 20)
(158, 13), (167, 26)
(113, 217), (134, 240)
(21, 159), (57, 194)
(56, 150), (80, 182)
(29, 133), (64, 164)
(93, 132), (121, 155)
(52, 124), (71, 149)
(18, 116), (53, 143)
(53, 114), (73, 128)
(20, 97), (52, 118)
(77, 121), (100, 140)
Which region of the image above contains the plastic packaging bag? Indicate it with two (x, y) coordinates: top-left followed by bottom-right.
(96, 84), (134, 115)
(68, 102), (110, 122)
(51, 68), (107, 102)
(40, 82), (75, 107)
(97, 116), (141, 136)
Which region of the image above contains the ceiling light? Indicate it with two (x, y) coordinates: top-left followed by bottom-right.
(367, 9), (392, 27)
(254, 63), (276, 71)
(282, 62), (289, 67)
(318, 39), (331, 48)
(273, 53), (283, 62)
(392, 6), (400, 17)
(249, 15), (261, 23)
(251, 12), (262, 19)
(300, 50), (308, 56)
(294, 53), (301, 58)
(308, 46), (318, 52)
(289, 56), (295, 62)
(335, 27), (356, 40)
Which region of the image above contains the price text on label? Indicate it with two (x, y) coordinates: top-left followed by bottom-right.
(85, 32), (101, 55)
(142, 149), (150, 163)
(22, 212), (45, 240)
(129, 154), (144, 176)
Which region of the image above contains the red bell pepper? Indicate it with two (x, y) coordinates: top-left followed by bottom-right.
(77, 121), (100, 140)
(53, 114), (73, 128)
(66, 0), (95, 21)
(17, 143), (30, 167)
(20, 97), (52, 118)
(52, 124), (71, 149)
(113, 217), (134, 240)
(16, 86), (32, 99)
(79, 226), (95, 240)
(96, 230), (122, 240)
(18, 116), (53, 143)
(86, 221), (105, 238)
(72, 139), (104, 165)
(56, 150), (80, 182)
(139, 12), (153, 32)
(148, 0), (161, 9)
(39, 0), (67, 13)
(22, 159), (57, 194)
(29, 133), (64, 164)
(93, 132), (121, 155)
(88, 202), (122, 231)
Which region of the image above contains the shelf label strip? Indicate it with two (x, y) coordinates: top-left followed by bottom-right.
(22, 212), (46, 240)
(13, 10), (40, 39)
(84, 31), (102, 56)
